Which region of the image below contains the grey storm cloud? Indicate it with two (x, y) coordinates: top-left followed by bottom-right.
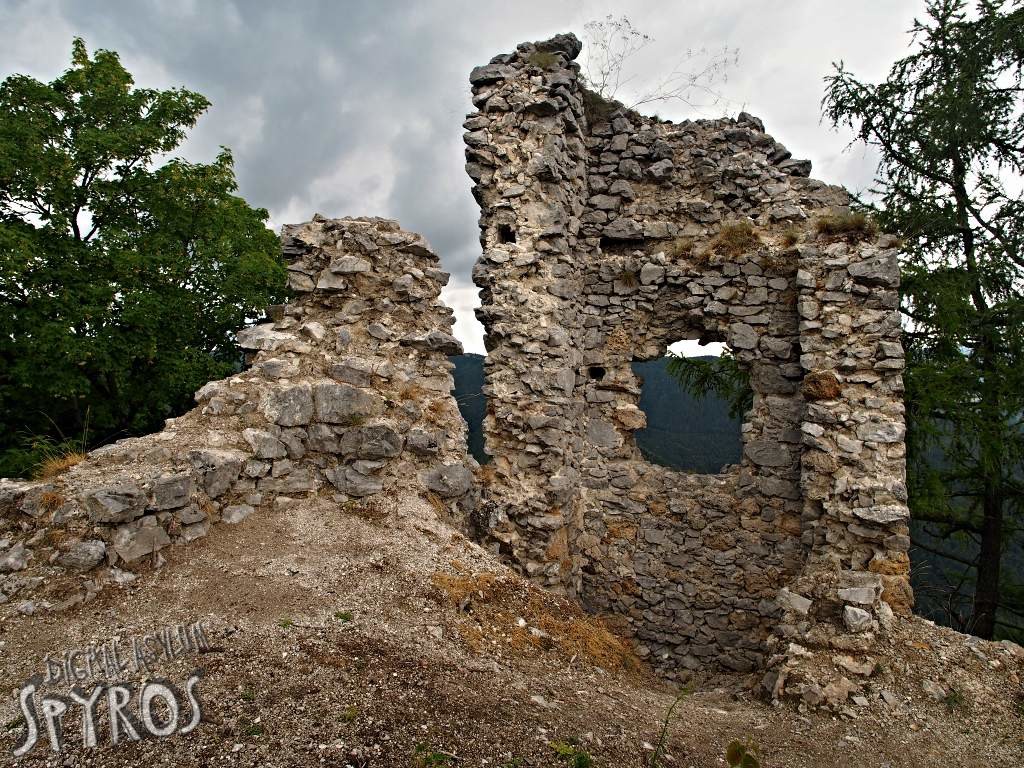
(0, 0), (924, 352)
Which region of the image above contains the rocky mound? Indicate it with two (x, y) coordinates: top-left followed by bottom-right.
(0, 216), (476, 621)
(1, 491), (1022, 766)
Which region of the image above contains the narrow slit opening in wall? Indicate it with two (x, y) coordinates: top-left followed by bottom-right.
(630, 339), (744, 474)
(496, 224), (516, 244)
(449, 353), (492, 465)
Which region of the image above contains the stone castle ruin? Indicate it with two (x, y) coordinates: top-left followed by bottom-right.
(0, 33), (912, 697)
(464, 34), (911, 680)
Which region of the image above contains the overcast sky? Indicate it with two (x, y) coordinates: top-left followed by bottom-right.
(0, 0), (923, 354)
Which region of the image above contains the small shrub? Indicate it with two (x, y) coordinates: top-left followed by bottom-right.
(761, 251), (798, 275)
(526, 50), (560, 69)
(944, 687), (968, 710)
(243, 721), (264, 737)
(710, 221), (761, 257)
(278, 618), (294, 629)
(551, 741), (592, 768)
(648, 686), (691, 768)
(340, 413), (366, 427)
(814, 210), (878, 241)
(801, 370), (842, 401)
(581, 87), (619, 124)
(340, 705), (358, 723)
(780, 226), (801, 247)
(240, 688), (256, 702)
(334, 610), (354, 622)
(725, 738), (762, 768)
(413, 744), (455, 767)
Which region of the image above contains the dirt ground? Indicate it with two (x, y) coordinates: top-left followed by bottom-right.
(1, 493), (1022, 767)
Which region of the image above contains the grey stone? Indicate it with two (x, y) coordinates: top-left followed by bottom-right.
(325, 466), (383, 497)
(422, 464), (474, 498)
(236, 324), (293, 351)
(603, 218), (643, 240)
(313, 382), (384, 424)
(174, 504), (207, 525)
(340, 424), (404, 459)
(744, 440), (790, 467)
(839, 587), (878, 605)
(586, 419), (621, 448)
(0, 542), (29, 572)
(328, 255), (371, 274)
(618, 159), (642, 180)
(843, 605), (873, 633)
(399, 331), (463, 355)
(84, 483), (147, 523)
(112, 520), (171, 562)
(469, 62), (515, 85)
(242, 428), (288, 460)
(262, 384), (314, 426)
(853, 505), (909, 524)
(729, 322), (759, 350)
(58, 540), (106, 571)
(188, 449), (246, 498)
(407, 429), (441, 454)
(222, 504), (254, 524)
(151, 473), (194, 511)
(778, 588), (812, 615)
(848, 253), (899, 287)
(639, 263), (665, 285)
(646, 158), (674, 181)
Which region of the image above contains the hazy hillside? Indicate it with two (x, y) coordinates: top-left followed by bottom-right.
(450, 355), (741, 472)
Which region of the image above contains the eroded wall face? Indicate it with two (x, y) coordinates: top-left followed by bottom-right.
(466, 34), (912, 676)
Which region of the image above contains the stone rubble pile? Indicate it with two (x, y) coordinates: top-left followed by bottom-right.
(0, 216), (475, 616)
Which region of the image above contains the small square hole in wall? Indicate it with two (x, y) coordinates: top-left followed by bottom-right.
(497, 224), (516, 244)
(588, 366), (606, 381)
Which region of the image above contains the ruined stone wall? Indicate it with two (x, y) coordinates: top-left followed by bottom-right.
(0, 216), (476, 616)
(465, 34), (911, 677)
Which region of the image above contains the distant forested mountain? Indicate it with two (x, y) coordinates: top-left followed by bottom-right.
(630, 358), (742, 472)
(449, 354), (740, 471)
(451, 354), (489, 463)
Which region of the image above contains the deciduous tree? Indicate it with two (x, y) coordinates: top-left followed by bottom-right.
(0, 39), (286, 476)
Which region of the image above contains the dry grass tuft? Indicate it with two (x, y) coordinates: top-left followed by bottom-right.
(424, 491), (450, 518)
(710, 221), (761, 258)
(780, 226), (802, 248)
(666, 237), (694, 260)
(341, 496), (392, 522)
(615, 269), (640, 288)
(430, 571), (642, 674)
(475, 463), (497, 486)
(526, 51), (560, 69)
(34, 452), (85, 480)
(38, 490), (66, 515)
(814, 211), (878, 242)
(762, 252), (798, 275)
(398, 381), (426, 401)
